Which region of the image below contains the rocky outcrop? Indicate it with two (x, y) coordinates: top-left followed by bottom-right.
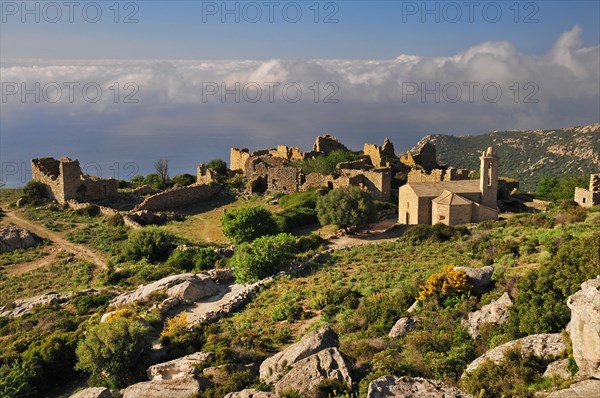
(455, 266), (493, 293)
(388, 316), (418, 338)
(567, 278), (600, 379)
(147, 352), (213, 380)
(121, 376), (208, 398)
(464, 333), (566, 374)
(0, 292), (69, 317)
(546, 379), (600, 398)
(224, 390), (278, 398)
(543, 358), (571, 379)
(274, 347), (352, 398)
(0, 225), (38, 253)
(367, 375), (473, 398)
(462, 292), (513, 339)
(69, 387), (112, 398)
(111, 273), (218, 307)
(260, 326), (339, 383)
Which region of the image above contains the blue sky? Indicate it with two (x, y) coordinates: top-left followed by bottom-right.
(1, 1), (599, 186)
(2, 1), (599, 59)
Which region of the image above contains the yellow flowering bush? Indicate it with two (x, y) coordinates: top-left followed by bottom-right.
(417, 264), (471, 303)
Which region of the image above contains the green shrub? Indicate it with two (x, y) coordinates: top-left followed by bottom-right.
(536, 175), (588, 202)
(207, 159), (228, 176)
(296, 234), (325, 252)
(71, 294), (111, 315)
(276, 206), (318, 231)
(505, 233), (600, 337)
(221, 206), (280, 244)
(271, 302), (303, 322)
(143, 173), (166, 190)
(294, 149), (358, 175)
(402, 224), (469, 245)
(76, 318), (151, 389)
(230, 233), (296, 283)
(123, 227), (176, 262)
(316, 186), (376, 231)
(22, 180), (46, 205)
(166, 247), (219, 271)
(172, 173), (196, 187)
(461, 347), (548, 398)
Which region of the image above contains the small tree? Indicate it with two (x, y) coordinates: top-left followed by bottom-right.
(76, 318), (151, 388)
(417, 264), (471, 305)
(221, 206), (280, 244)
(143, 173), (165, 190)
(207, 159), (228, 176)
(123, 227), (176, 262)
(230, 233), (296, 283)
(154, 158), (169, 185)
(316, 186), (376, 231)
(22, 180), (46, 205)
(130, 175), (144, 188)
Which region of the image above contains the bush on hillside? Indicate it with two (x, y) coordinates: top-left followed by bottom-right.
(230, 233), (296, 283)
(316, 186), (376, 231)
(536, 175), (588, 202)
(417, 265), (472, 305)
(221, 206), (280, 244)
(172, 173), (196, 187)
(76, 317), (151, 388)
(22, 180), (46, 205)
(123, 227), (176, 263)
(166, 247), (219, 271)
(402, 224), (470, 245)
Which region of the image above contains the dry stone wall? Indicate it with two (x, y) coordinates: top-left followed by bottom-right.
(134, 183), (221, 211)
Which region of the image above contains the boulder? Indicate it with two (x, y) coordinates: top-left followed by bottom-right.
(546, 379), (600, 398)
(69, 387), (112, 398)
(224, 390), (278, 398)
(111, 273), (219, 307)
(0, 292), (68, 318)
(389, 316), (418, 338)
(542, 358), (571, 379)
(274, 347), (352, 398)
(147, 352), (213, 380)
(567, 278), (600, 379)
(462, 292), (513, 339)
(260, 326), (339, 383)
(121, 376), (208, 398)
(367, 375), (473, 398)
(464, 333), (566, 375)
(454, 266), (493, 293)
(0, 225), (38, 253)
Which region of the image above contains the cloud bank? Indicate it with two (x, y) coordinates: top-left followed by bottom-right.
(1, 26), (598, 185)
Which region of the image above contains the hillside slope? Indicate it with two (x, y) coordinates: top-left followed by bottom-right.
(412, 124), (600, 190)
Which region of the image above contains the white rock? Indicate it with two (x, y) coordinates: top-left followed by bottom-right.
(367, 375), (473, 398)
(462, 292), (513, 339)
(147, 352), (213, 381)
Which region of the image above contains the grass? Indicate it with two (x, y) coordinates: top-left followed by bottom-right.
(0, 257), (96, 305)
(0, 188), (23, 208)
(0, 244), (50, 267)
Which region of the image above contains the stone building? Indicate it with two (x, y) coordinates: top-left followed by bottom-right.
(398, 147), (499, 226)
(31, 157), (118, 204)
(574, 174), (600, 207)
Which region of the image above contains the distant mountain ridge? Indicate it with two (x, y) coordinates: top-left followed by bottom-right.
(411, 124), (600, 190)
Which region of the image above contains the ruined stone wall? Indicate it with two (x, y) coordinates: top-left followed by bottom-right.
(302, 173), (335, 190)
(230, 148), (250, 173)
(267, 166), (303, 193)
(270, 145), (305, 162)
(364, 143), (385, 167)
(197, 164), (218, 185)
(31, 158), (63, 202)
(32, 157), (117, 204)
(134, 184), (221, 211)
(364, 138), (396, 168)
(575, 187), (593, 208)
(312, 135), (348, 154)
(407, 168), (470, 183)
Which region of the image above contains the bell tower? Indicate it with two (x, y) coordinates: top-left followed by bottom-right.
(480, 147), (499, 209)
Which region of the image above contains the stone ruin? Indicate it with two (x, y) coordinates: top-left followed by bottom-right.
(230, 135), (393, 200)
(31, 157), (118, 204)
(575, 174), (600, 208)
(398, 142), (471, 183)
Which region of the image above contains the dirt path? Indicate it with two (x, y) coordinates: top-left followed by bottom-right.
(178, 283), (248, 324)
(2, 211), (108, 271)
